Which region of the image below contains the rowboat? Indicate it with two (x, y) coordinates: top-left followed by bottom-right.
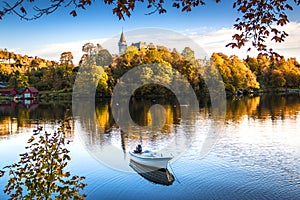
(129, 160), (174, 186)
(129, 150), (173, 169)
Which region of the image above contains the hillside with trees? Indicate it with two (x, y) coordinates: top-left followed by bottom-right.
(1, 45), (300, 97)
(0, 49), (76, 91)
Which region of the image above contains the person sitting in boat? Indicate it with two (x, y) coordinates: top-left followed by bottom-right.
(134, 144), (142, 153)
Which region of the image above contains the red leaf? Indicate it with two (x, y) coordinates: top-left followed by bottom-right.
(159, 8), (167, 14)
(70, 10), (77, 17)
(173, 3), (180, 8)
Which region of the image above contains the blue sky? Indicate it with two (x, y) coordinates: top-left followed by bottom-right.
(1, 1), (300, 63)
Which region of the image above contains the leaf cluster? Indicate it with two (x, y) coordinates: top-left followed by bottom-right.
(227, 0), (300, 57)
(0, 124), (87, 200)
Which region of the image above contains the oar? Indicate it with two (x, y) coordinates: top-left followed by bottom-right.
(168, 162), (181, 184)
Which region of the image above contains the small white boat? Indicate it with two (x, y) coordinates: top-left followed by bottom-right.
(129, 150), (173, 169)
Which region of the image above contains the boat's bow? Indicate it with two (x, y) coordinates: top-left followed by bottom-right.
(129, 151), (173, 169)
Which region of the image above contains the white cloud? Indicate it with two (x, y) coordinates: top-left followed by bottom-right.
(22, 38), (108, 64)
(189, 21), (300, 60)
(14, 22), (300, 65)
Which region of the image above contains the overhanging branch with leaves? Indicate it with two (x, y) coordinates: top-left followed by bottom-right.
(1, 0), (300, 57)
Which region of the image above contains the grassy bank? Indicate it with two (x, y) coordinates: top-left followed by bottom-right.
(0, 96), (13, 103)
(39, 90), (73, 101)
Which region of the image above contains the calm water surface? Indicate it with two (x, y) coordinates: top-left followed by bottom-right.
(0, 94), (299, 199)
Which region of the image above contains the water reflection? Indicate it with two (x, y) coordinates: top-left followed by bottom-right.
(129, 98), (181, 132)
(72, 94), (299, 173)
(226, 95), (260, 122)
(0, 117), (18, 135)
(1, 94), (300, 139)
(75, 97), (197, 172)
(129, 160), (174, 186)
(225, 94), (300, 122)
(0, 94), (299, 199)
(0, 102), (74, 138)
(1, 94), (300, 150)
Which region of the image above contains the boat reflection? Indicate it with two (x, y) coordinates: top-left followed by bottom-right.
(129, 160), (175, 186)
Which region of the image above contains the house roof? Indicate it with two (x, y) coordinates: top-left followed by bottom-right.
(22, 86), (39, 93)
(0, 88), (16, 93)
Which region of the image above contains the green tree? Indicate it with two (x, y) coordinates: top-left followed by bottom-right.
(8, 71), (29, 89)
(37, 67), (55, 90)
(73, 55), (104, 97)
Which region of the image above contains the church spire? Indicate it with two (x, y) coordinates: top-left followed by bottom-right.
(119, 31), (126, 43)
(118, 29), (127, 54)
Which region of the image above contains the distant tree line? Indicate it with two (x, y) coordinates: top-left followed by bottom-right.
(0, 46), (300, 96)
(0, 49), (77, 91)
(211, 53), (300, 92)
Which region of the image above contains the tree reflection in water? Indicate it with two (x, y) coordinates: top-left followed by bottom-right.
(0, 123), (87, 200)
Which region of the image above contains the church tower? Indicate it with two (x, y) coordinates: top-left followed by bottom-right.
(118, 30), (127, 54)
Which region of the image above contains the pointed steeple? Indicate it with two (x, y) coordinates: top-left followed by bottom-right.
(118, 29), (127, 54)
(119, 31), (126, 43)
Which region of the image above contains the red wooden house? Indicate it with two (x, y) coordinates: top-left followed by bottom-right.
(0, 88), (17, 96)
(21, 87), (39, 99)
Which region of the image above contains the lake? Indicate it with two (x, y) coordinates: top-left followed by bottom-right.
(0, 94), (299, 199)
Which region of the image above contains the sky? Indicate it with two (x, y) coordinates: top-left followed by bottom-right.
(1, 1), (300, 64)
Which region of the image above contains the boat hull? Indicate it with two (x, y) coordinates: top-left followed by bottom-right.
(129, 151), (172, 169)
(129, 160), (174, 185)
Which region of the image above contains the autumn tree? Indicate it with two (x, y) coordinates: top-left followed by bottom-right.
(82, 42), (96, 55)
(8, 70), (29, 89)
(107, 44), (207, 96)
(0, 125), (87, 199)
(73, 53), (109, 97)
(245, 55), (300, 89)
(211, 53), (259, 93)
(269, 69), (286, 88)
(279, 58), (300, 88)
(60, 52), (74, 66)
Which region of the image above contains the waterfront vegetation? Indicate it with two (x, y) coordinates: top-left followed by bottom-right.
(0, 124), (87, 199)
(1, 46), (300, 99)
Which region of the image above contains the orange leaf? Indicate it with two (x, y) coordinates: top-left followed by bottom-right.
(70, 10), (77, 17)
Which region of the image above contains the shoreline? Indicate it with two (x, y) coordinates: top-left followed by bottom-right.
(1, 88), (300, 103)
